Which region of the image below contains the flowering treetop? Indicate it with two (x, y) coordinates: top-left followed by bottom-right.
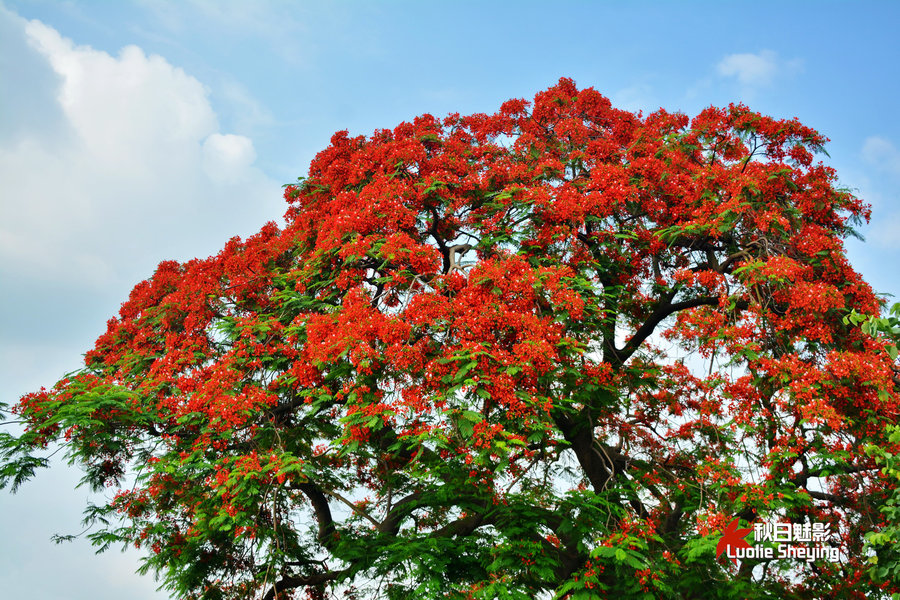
(2, 78), (898, 599)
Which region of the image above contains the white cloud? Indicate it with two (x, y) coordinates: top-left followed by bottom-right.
(25, 22), (218, 166)
(716, 50), (801, 88)
(611, 84), (656, 113)
(202, 133), (257, 183)
(0, 11), (281, 290)
(861, 136), (900, 176)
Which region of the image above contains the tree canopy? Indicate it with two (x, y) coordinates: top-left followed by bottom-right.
(2, 78), (899, 599)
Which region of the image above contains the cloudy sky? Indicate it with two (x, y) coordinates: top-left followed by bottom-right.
(1, 1), (899, 598)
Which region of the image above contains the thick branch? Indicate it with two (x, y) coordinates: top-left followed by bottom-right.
(377, 491), (422, 534)
(553, 409), (612, 494)
(262, 568), (347, 600)
(612, 295), (721, 368)
(431, 513), (486, 538)
(294, 481), (337, 550)
(807, 490), (847, 505)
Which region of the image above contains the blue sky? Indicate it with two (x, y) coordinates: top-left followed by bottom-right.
(1, 1), (898, 598)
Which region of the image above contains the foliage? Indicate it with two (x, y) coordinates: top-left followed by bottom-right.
(865, 424), (900, 598)
(2, 79), (899, 599)
(854, 304), (900, 596)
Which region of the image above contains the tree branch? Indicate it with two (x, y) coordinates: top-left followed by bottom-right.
(293, 481), (337, 550)
(262, 568), (347, 600)
(613, 295), (721, 368)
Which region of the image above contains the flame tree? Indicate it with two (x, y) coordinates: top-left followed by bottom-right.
(2, 79), (899, 599)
